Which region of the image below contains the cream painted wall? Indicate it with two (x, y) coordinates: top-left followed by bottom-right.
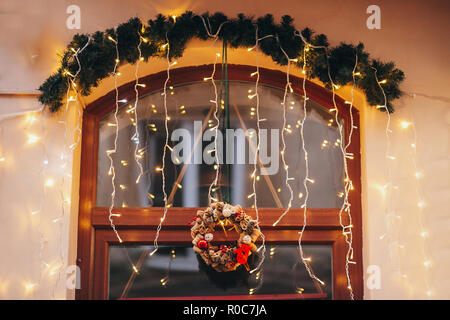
(0, 0), (448, 299)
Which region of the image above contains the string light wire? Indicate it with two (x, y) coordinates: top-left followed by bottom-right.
(150, 18), (228, 257)
(326, 51), (358, 300)
(294, 39), (325, 288)
(372, 66), (397, 257)
(150, 33), (173, 257)
(34, 113), (50, 297)
(205, 36), (224, 206)
(196, 15), (228, 205)
(132, 35), (145, 184)
(248, 26), (274, 274)
(295, 30), (359, 298)
(49, 37), (91, 298)
(272, 36), (295, 227)
(373, 66), (427, 297)
(408, 106), (433, 298)
(68, 37), (91, 150)
(106, 35), (123, 243)
(0, 105), (50, 297)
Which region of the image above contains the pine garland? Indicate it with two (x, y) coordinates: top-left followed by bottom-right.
(38, 11), (404, 113)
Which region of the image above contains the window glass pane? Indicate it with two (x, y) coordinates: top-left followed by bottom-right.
(97, 81), (344, 208)
(109, 244), (332, 299)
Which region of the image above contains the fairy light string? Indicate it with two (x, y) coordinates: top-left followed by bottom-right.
(50, 79), (74, 298)
(1, 107), (47, 296)
(11, 103), (67, 297)
(261, 32), (325, 288)
(343, 55), (359, 298)
(377, 90), (433, 297)
(272, 36), (295, 227)
(372, 66), (397, 253)
(50, 37), (92, 297)
(205, 37), (222, 206)
(150, 18), (227, 257)
(407, 105), (433, 298)
(59, 39), (90, 297)
(376, 73), (411, 297)
(296, 30), (358, 298)
(67, 36), (91, 151)
(326, 51), (358, 300)
(295, 41), (325, 288)
(247, 26), (274, 274)
(196, 15), (228, 205)
(106, 34), (124, 243)
(150, 32), (173, 257)
(132, 34), (145, 185)
(18, 37), (92, 297)
(373, 65), (430, 297)
(33, 112), (50, 297)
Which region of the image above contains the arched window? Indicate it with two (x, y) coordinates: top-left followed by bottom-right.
(77, 65), (362, 300)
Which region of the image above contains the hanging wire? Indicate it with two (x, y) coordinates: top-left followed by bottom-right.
(106, 34), (124, 243)
(150, 32), (172, 257)
(248, 25), (274, 274)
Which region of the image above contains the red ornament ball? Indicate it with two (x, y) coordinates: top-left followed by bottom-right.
(235, 207), (244, 218)
(197, 239), (208, 250)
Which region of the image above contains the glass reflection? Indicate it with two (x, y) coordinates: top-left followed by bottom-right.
(109, 244), (332, 299)
(97, 82), (344, 208)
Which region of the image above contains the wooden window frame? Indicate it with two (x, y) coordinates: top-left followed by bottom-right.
(76, 64), (363, 300)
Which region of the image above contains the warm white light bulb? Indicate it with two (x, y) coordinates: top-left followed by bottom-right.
(400, 121), (411, 129)
(44, 178), (55, 187)
(27, 134), (39, 144)
(23, 282), (38, 294)
(420, 231), (429, 238)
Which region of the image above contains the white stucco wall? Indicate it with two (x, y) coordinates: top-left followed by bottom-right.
(0, 0), (448, 299)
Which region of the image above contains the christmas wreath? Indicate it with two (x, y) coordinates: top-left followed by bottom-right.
(190, 202), (260, 272)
